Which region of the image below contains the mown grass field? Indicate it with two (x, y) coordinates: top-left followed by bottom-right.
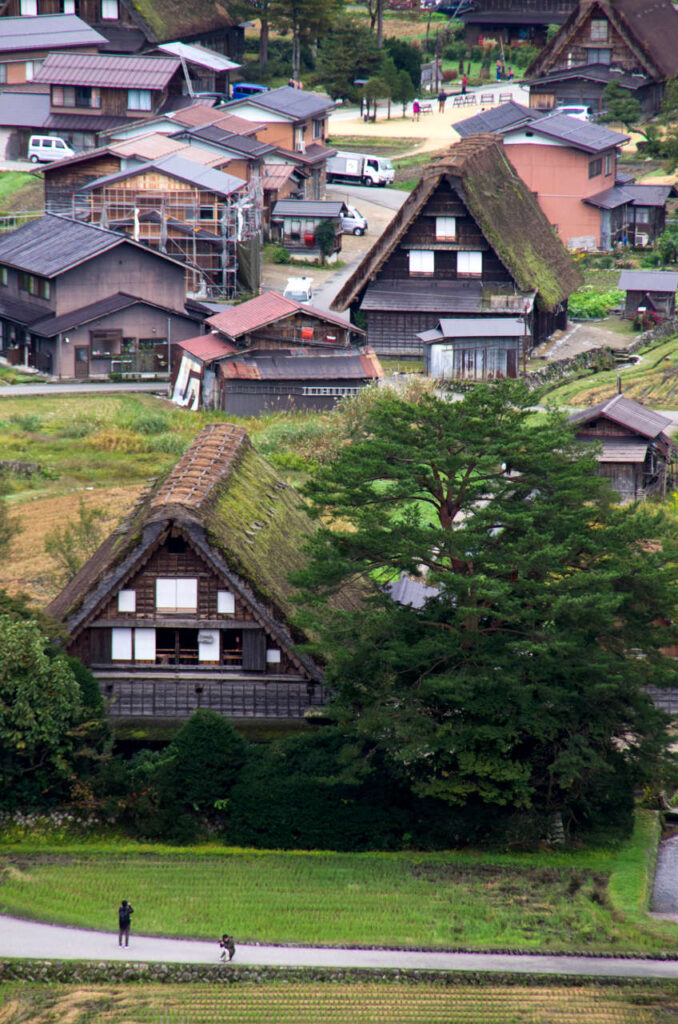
(2, 981), (677, 1024)
(0, 394), (330, 601)
(0, 171), (43, 215)
(541, 335), (678, 408)
(0, 814), (675, 953)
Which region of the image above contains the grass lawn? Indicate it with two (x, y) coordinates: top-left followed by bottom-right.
(1, 981), (676, 1024)
(541, 334), (678, 408)
(0, 812), (676, 954)
(0, 171), (43, 215)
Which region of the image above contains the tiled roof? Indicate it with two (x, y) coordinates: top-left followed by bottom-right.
(178, 334), (237, 361)
(0, 292), (54, 327)
(0, 14), (107, 52)
(618, 270), (678, 293)
(30, 292), (198, 337)
(229, 85), (335, 120)
(527, 63), (648, 91)
(169, 107), (263, 134)
(44, 112), (130, 132)
(569, 394), (672, 439)
(34, 52), (180, 90)
(151, 422), (248, 511)
(176, 125), (274, 157)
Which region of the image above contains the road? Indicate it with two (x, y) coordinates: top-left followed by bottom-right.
(0, 380), (168, 397)
(1, 915), (678, 978)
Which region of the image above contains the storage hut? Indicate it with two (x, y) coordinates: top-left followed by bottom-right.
(618, 269), (678, 320)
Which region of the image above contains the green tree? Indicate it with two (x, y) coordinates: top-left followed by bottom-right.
(0, 616), (85, 809)
(44, 497), (105, 585)
(314, 218), (338, 264)
(392, 68), (416, 118)
(361, 75), (388, 121)
(315, 18), (382, 101)
(660, 78), (678, 124)
(270, 0), (343, 82)
(162, 710), (249, 815)
(379, 56), (400, 118)
(600, 81), (648, 136)
(295, 383), (678, 837)
(383, 37), (421, 91)
(0, 497), (20, 560)
(657, 225), (678, 263)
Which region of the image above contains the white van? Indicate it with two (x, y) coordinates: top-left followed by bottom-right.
(283, 276), (314, 304)
(341, 205), (368, 236)
(28, 135), (75, 163)
(553, 105), (592, 120)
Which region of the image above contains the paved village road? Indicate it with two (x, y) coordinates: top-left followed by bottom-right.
(2, 916), (678, 978)
(0, 381), (168, 396)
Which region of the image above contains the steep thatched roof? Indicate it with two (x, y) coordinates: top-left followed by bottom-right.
(331, 136), (582, 315)
(47, 424), (355, 669)
(526, 0), (678, 81)
(126, 0), (240, 43)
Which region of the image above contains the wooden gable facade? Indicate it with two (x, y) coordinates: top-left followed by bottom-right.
(331, 136), (581, 365)
(47, 423), (335, 721)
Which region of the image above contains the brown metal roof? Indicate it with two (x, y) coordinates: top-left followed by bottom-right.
(206, 291), (357, 341)
(151, 422), (249, 512)
(169, 106), (263, 134)
(178, 334), (237, 361)
(569, 394), (672, 439)
(34, 52), (180, 90)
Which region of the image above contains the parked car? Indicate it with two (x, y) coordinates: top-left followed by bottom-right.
(553, 105), (592, 120)
(28, 135), (75, 163)
(194, 91), (229, 105)
(283, 276), (314, 303)
(230, 83), (270, 102)
(341, 205), (368, 236)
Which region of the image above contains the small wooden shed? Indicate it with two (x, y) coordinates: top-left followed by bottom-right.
(618, 269), (678, 320)
(569, 394), (676, 502)
(418, 316), (528, 380)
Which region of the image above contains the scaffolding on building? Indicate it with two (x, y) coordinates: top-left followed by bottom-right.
(66, 178), (262, 300)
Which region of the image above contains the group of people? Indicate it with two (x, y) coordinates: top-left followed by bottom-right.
(116, 900), (236, 962)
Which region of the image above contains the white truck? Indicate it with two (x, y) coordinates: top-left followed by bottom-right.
(326, 151), (395, 187)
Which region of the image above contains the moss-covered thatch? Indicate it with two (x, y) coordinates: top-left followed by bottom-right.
(331, 135), (583, 314)
(129, 0), (238, 43)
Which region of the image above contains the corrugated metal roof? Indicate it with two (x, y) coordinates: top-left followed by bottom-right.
(272, 200), (346, 218)
(219, 350), (381, 381)
(230, 85), (335, 121)
(34, 52), (180, 90)
(528, 63), (647, 90)
(455, 101), (542, 138)
(169, 107), (263, 134)
(178, 334), (236, 361)
(361, 280), (535, 314)
(156, 41), (240, 73)
(505, 111), (628, 154)
(178, 125), (274, 157)
(0, 14), (107, 52)
(82, 152), (246, 196)
(0, 90), (49, 128)
(435, 317), (526, 338)
(618, 270), (678, 293)
(261, 163), (299, 191)
(584, 183), (674, 210)
(569, 394), (671, 439)
(386, 574), (440, 609)
(44, 112), (131, 132)
(113, 133), (185, 159)
(206, 291), (355, 340)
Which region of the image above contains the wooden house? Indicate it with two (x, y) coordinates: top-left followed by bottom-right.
(0, 14), (106, 86)
(583, 182), (676, 249)
(525, 0), (678, 117)
(331, 135), (582, 363)
(418, 316), (528, 381)
(570, 394), (676, 501)
(459, 0), (576, 47)
(46, 422), (350, 721)
(205, 291), (361, 350)
(618, 269), (678, 320)
(0, 0), (245, 61)
(0, 214), (203, 377)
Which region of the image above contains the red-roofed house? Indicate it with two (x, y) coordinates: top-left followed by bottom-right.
(205, 291), (362, 350)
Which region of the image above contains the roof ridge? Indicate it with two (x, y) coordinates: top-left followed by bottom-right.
(151, 423), (249, 511)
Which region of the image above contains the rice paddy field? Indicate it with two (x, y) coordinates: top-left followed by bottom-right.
(0, 814), (676, 953)
(1, 981), (677, 1024)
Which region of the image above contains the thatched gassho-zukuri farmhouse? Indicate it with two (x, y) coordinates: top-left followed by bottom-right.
(47, 422), (350, 720)
(331, 135), (583, 371)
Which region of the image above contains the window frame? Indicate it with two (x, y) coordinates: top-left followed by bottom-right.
(457, 250), (483, 276)
(101, 0), (119, 19)
(590, 18), (608, 41)
(588, 157), (602, 178)
(127, 88), (152, 112)
(436, 215), (457, 240)
(155, 577), (198, 612)
(408, 249), (435, 277)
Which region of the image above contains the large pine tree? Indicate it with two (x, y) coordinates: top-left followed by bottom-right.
(295, 382), (678, 835)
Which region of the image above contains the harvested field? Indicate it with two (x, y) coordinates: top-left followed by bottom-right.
(2, 487), (143, 603)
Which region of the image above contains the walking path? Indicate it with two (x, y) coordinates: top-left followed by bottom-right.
(2, 916), (678, 978)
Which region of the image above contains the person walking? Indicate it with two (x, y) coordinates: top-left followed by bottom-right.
(219, 934), (236, 961)
(412, 99), (420, 121)
(461, 73), (467, 95)
(118, 900), (134, 948)
(437, 89), (447, 112)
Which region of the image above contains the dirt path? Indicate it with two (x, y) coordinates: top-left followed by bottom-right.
(534, 321), (635, 361)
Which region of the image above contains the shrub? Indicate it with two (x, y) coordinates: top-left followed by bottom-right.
(633, 309), (664, 331)
(443, 41), (466, 61)
(568, 287), (624, 319)
(126, 412), (171, 435)
(147, 433), (188, 456)
(11, 414), (42, 433)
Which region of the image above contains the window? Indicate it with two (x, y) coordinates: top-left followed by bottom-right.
(436, 216), (456, 239)
(0, 267), (7, 287)
(112, 627), (132, 660)
(218, 590), (235, 614)
(128, 89), (152, 111)
(587, 48), (611, 64)
(198, 629), (219, 662)
(590, 18), (608, 41)
(301, 385), (361, 396)
(409, 250), (435, 276)
(25, 60), (42, 81)
(63, 0), (76, 11)
(156, 577), (198, 612)
(53, 85), (99, 108)
(200, 205), (215, 221)
(134, 628), (156, 661)
(604, 153), (613, 176)
(635, 207), (650, 223)
(101, 0), (119, 17)
(267, 648), (281, 664)
(19, 272), (49, 298)
(312, 118), (324, 139)
(588, 158), (602, 178)
(20, 0), (37, 14)
(118, 589), (136, 612)
(294, 126), (305, 151)
(457, 251), (482, 276)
